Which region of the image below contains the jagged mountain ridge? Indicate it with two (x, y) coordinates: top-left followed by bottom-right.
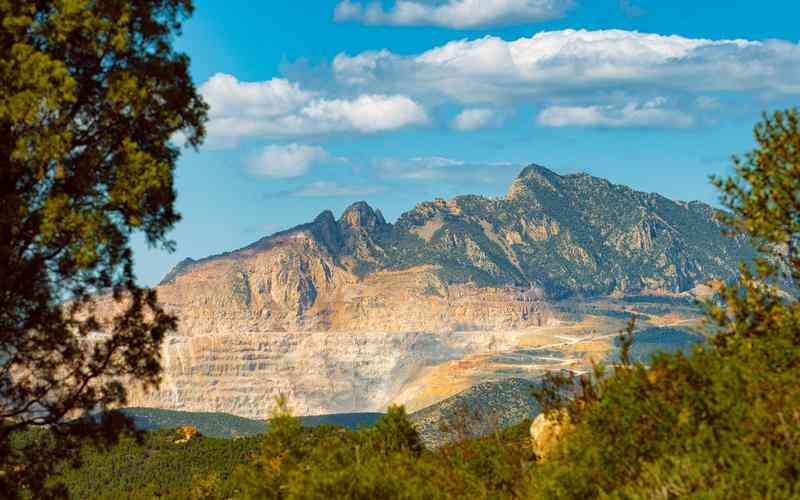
(162, 164), (750, 306)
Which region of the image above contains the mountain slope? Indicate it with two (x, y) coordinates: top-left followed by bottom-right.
(381, 165), (750, 297)
(155, 164), (750, 333)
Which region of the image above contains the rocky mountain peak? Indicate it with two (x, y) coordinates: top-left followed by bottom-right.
(339, 201), (386, 231)
(507, 164), (561, 200)
(159, 257), (196, 285)
(517, 164), (560, 180)
(155, 163), (752, 299)
(115, 162), (756, 422)
(313, 209), (337, 226)
(309, 209), (342, 254)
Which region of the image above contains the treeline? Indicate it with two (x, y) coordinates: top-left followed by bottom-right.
(18, 408), (535, 499)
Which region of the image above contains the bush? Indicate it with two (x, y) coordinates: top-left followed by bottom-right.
(222, 404), (531, 499)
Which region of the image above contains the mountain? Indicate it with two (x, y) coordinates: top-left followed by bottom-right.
(160, 165), (750, 324)
(95, 165), (750, 419)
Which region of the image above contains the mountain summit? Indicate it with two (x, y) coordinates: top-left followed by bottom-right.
(155, 164), (751, 332)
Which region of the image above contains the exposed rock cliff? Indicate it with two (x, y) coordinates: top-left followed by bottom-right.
(149, 165), (749, 335)
(124, 330), (530, 418)
(107, 165), (751, 418)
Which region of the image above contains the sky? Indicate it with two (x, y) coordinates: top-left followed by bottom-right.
(133, 0), (800, 286)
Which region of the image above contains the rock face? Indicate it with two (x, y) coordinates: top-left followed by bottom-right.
(173, 426), (200, 444)
(109, 165), (752, 418)
(530, 409), (572, 461)
(125, 330), (529, 418)
(151, 225), (551, 335)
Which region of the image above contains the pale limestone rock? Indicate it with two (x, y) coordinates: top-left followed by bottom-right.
(530, 409), (571, 460)
(125, 329), (531, 418)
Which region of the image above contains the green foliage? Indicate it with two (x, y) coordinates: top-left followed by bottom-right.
(44, 402), (533, 499)
(712, 108), (800, 288)
(436, 420), (535, 497)
(519, 109), (800, 498)
(50, 427), (259, 499)
(523, 337), (800, 498)
(219, 403), (533, 500)
(370, 405), (424, 455)
(0, 0), (205, 495)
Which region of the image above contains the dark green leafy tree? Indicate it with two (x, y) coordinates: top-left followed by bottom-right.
(0, 0), (205, 493)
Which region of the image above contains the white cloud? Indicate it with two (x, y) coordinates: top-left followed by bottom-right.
(246, 144), (331, 178)
(452, 108), (498, 130)
(201, 29), (800, 145)
(200, 73), (429, 147)
(301, 94), (429, 133)
(537, 98), (695, 128)
(695, 96), (721, 110)
(286, 181), (386, 198)
(200, 73), (314, 119)
(332, 49), (393, 86)
(378, 157), (464, 181)
(333, 0), (574, 29)
(330, 29), (800, 104)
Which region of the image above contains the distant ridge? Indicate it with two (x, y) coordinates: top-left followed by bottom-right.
(163, 163), (752, 299)
(117, 408), (384, 438)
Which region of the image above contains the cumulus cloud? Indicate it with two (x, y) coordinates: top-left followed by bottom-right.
(200, 73), (429, 147)
(330, 29), (800, 103)
(537, 98), (695, 128)
(286, 181), (387, 198)
(302, 94), (430, 133)
(333, 0), (574, 29)
(201, 29), (800, 145)
(200, 73), (314, 119)
(246, 144), (331, 178)
(452, 108), (499, 130)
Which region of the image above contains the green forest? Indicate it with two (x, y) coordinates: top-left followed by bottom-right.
(2, 1), (799, 498)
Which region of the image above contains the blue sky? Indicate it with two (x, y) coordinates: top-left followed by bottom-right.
(134, 0), (800, 286)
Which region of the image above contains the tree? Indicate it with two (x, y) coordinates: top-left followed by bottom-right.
(0, 0), (206, 487)
(713, 109), (800, 286)
(524, 109), (800, 498)
(709, 108), (800, 351)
